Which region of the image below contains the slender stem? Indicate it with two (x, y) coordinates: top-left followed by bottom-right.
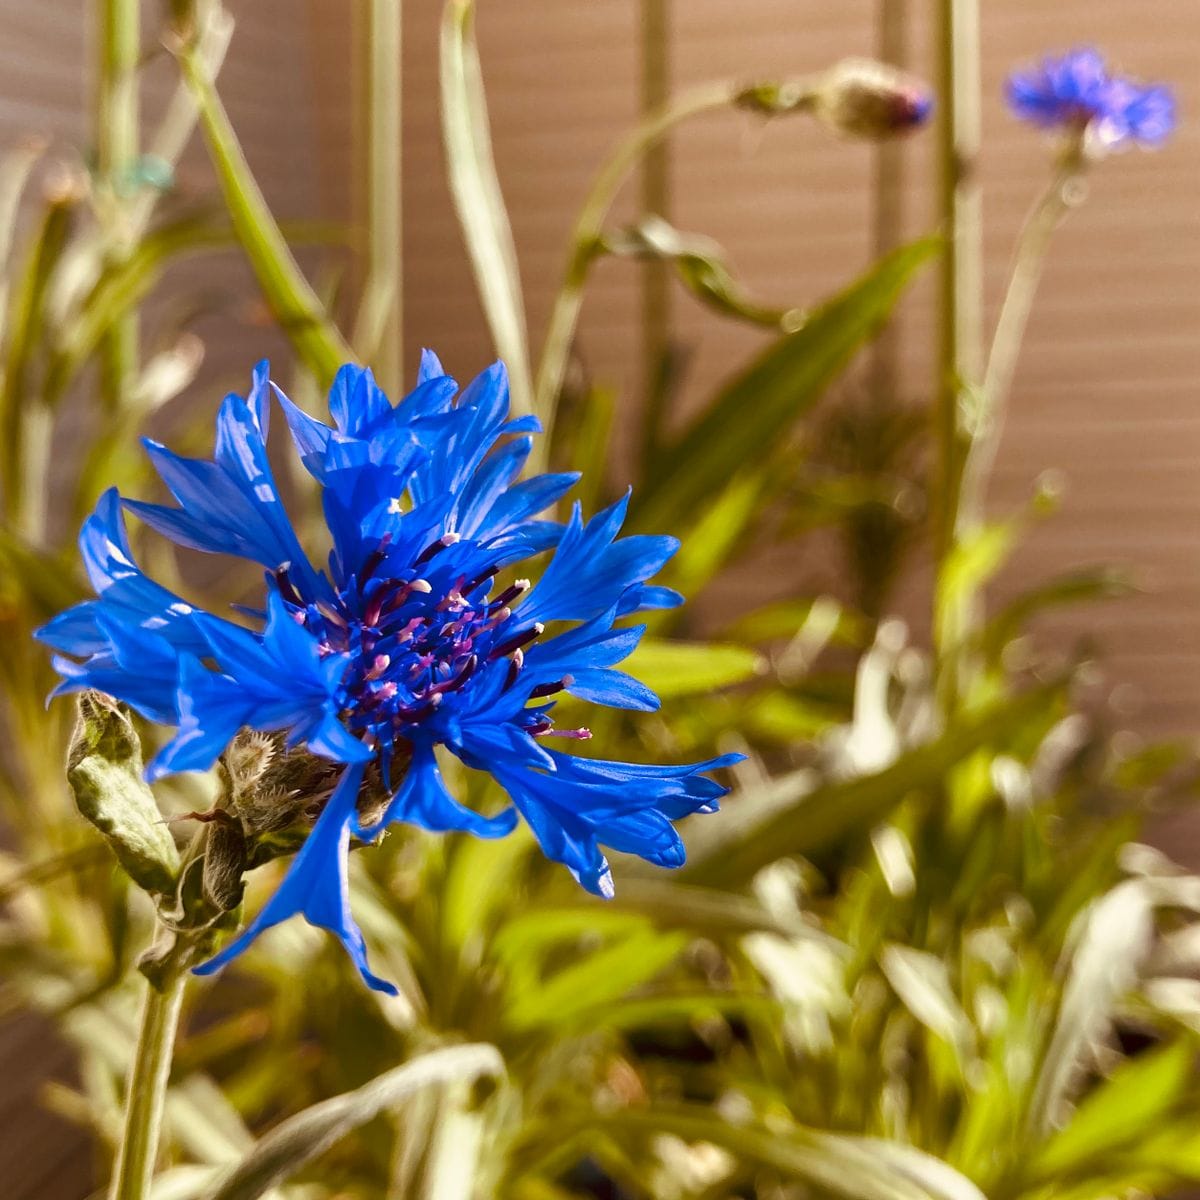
(96, 0), (141, 412)
(178, 39), (353, 387)
(958, 156), (1085, 534)
(639, 0), (671, 419)
(359, 0), (403, 393)
(108, 972), (186, 1200)
(867, 0), (909, 402)
(932, 0), (982, 711)
(534, 76), (819, 451)
(127, 0), (232, 243)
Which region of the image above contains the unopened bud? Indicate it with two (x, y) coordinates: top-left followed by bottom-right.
(815, 58), (934, 140)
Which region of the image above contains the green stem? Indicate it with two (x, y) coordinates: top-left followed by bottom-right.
(957, 155), (1085, 534)
(96, 0), (141, 413)
(108, 972), (185, 1200)
(867, 0), (909, 402)
(932, 0), (982, 710)
(534, 75), (820, 454)
(639, 0), (671, 432)
(358, 0), (403, 392)
(177, 35), (353, 387)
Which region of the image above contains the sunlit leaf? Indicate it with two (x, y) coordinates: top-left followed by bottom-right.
(688, 681), (1063, 886)
(1029, 1039), (1195, 1179)
(440, 0), (533, 416)
(207, 1043), (503, 1200)
(626, 638), (765, 698)
(632, 235), (938, 531)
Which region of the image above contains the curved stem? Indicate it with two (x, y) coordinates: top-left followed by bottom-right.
(96, 0), (141, 414)
(533, 76), (820, 457)
(109, 972), (186, 1200)
(957, 156), (1086, 534)
(931, 0), (982, 715)
(639, 0), (672, 429)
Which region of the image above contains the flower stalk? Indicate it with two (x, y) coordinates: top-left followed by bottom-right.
(95, 0), (141, 414)
(868, 0), (910, 402)
(639, 0), (672, 429)
(958, 147), (1087, 536)
(175, 31), (353, 387)
(108, 970), (186, 1200)
(357, 0), (404, 394)
(534, 75), (822, 453)
(932, 0), (983, 711)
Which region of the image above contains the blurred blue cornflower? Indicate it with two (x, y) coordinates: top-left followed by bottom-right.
(1006, 47), (1175, 150)
(39, 355), (740, 992)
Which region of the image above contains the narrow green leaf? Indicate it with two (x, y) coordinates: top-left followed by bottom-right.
(503, 927), (687, 1032)
(207, 1043), (504, 1200)
(1029, 879), (1156, 1134)
(626, 638), (765, 698)
(572, 1108), (982, 1200)
(1, 185), (76, 513)
(178, 43), (352, 386)
(603, 215), (802, 330)
(981, 565), (1137, 659)
(879, 944), (974, 1060)
(440, 0), (533, 416)
(686, 680), (1063, 886)
(66, 691), (179, 895)
(0, 138), (46, 306)
(1029, 1039), (1195, 1180)
(936, 519), (1018, 646)
(632, 235), (938, 530)
(666, 471), (764, 597)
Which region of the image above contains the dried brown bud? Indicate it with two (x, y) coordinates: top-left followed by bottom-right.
(814, 58), (934, 140)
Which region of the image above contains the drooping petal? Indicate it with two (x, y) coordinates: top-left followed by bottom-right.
(356, 740), (516, 840)
(193, 761), (397, 994)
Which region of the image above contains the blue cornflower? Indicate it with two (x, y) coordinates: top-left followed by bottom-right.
(1006, 48), (1175, 150)
(40, 355), (741, 992)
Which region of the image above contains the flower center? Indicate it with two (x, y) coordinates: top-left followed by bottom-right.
(273, 535), (554, 753)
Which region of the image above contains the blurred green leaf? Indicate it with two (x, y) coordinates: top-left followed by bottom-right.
(503, 926), (687, 1032)
(0, 524), (82, 615)
(626, 638), (764, 698)
(666, 471), (765, 598)
(687, 680), (1063, 886)
(726, 595), (869, 647)
(1029, 879), (1156, 1134)
(571, 1108), (984, 1200)
(981, 565), (1137, 660)
(178, 41), (351, 386)
(1, 183), (76, 514)
(936, 519), (1018, 646)
(879, 944), (974, 1060)
(1028, 1039), (1195, 1180)
(207, 1042), (504, 1200)
(603, 215), (803, 330)
(66, 692), (179, 896)
(440, 0), (533, 416)
(632, 235), (938, 531)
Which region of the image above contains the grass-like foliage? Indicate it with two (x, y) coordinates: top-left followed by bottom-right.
(0, 3), (1193, 1198)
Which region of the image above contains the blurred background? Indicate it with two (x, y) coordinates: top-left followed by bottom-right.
(1, 2), (1198, 1197)
(5, 1), (1196, 733)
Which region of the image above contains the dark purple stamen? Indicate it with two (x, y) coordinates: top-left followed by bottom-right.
(462, 563), (501, 595)
(426, 654), (478, 697)
(358, 535), (393, 585)
(490, 579), (530, 610)
(415, 532), (461, 565)
(490, 622), (544, 660)
(274, 562), (305, 606)
(529, 673), (574, 699)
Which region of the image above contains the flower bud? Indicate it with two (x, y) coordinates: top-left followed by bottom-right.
(814, 58), (934, 140)
(219, 730), (391, 853)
